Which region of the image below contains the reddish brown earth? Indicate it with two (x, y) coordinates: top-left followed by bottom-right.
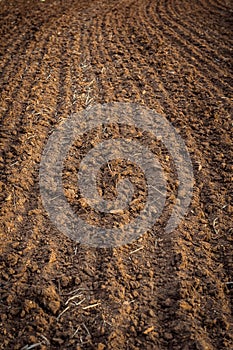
(0, 0), (233, 349)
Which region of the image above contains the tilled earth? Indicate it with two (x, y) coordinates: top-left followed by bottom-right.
(0, 0), (233, 349)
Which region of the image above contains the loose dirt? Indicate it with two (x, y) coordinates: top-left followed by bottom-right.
(0, 0), (232, 349)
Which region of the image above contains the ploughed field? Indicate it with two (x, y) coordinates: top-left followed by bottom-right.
(0, 0), (232, 349)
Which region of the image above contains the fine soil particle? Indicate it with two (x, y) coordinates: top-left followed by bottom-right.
(0, 0), (232, 349)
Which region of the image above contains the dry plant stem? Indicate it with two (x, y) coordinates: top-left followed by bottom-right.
(82, 302), (101, 310)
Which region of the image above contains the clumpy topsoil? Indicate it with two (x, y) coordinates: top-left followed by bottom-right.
(0, 0), (232, 349)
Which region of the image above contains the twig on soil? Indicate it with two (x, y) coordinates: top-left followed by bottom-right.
(226, 282), (233, 290)
(102, 319), (112, 327)
(87, 79), (94, 86)
(82, 302), (101, 310)
(21, 343), (42, 350)
(50, 195), (62, 201)
(57, 297), (86, 320)
(82, 323), (91, 337)
(86, 98), (93, 107)
(26, 134), (36, 141)
(85, 89), (92, 106)
(56, 305), (70, 320)
(72, 297), (86, 307)
(107, 161), (112, 172)
(80, 60), (91, 70)
(65, 293), (83, 305)
(148, 184), (166, 196)
(72, 326), (81, 338)
(213, 217), (219, 234)
(74, 245), (78, 255)
(129, 246), (144, 254)
(10, 161), (19, 167)
(40, 334), (50, 345)
(62, 287), (87, 296)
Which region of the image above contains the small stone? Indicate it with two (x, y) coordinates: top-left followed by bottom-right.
(164, 298), (172, 307)
(20, 310), (26, 318)
(75, 276), (81, 285)
(60, 276), (70, 287)
(164, 332), (173, 340)
(148, 309), (155, 317)
(6, 194), (12, 201)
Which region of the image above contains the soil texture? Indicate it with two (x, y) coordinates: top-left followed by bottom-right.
(0, 0), (233, 349)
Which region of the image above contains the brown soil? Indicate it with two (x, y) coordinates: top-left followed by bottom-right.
(0, 0), (233, 349)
